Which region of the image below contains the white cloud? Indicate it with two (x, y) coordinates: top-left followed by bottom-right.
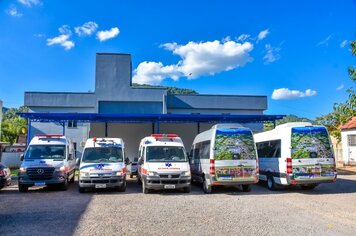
(336, 84), (344, 90)
(46, 25), (74, 50)
(133, 62), (182, 85)
(75, 21), (98, 37)
(318, 34), (332, 46)
(236, 34), (250, 42)
(96, 27), (120, 42)
(6, 6), (22, 17)
(133, 38), (254, 84)
(257, 29), (269, 42)
(263, 44), (281, 64)
(340, 40), (348, 48)
(18, 0), (41, 7)
(33, 33), (45, 38)
(272, 88), (317, 100)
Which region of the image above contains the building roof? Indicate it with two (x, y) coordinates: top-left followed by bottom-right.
(18, 112), (284, 124)
(340, 116), (356, 130)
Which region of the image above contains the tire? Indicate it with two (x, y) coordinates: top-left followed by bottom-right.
(117, 181), (127, 192)
(203, 177), (212, 194)
(60, 178), (69, 191)
(242, 184), (252, 192)
(183, 185), (191, 193)
(142, 180), (149, 194)
(267, 175), (277, 191)
(300, 184), (318, 190)
(18, 184), (29, 192)
(78, 186), (86, 193)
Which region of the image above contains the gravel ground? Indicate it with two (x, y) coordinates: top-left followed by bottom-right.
(1, 174), (356, 236)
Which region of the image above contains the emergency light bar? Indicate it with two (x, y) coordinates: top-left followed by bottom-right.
(151, 134), (178, 138)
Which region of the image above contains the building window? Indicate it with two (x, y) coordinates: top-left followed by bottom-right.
(68, 120), (77, 128)
(348, 135), (356, 147)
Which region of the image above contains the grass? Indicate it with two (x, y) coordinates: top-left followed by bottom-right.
(10, 169), (19, 176)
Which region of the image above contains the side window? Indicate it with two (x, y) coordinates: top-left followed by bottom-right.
(68, 120), (78, 128)
(257, 140), (281, 158)
(194, 143), (201, 160)
(201, 141), (211, 159)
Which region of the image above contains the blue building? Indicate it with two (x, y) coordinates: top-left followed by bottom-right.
(24, 53), (275, 158)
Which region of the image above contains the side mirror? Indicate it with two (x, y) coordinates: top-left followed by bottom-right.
(76, 157), (81, 166)
(138, 157), (144, 165)
(20, 154), (24, 162)
(125, 157), (130, 165)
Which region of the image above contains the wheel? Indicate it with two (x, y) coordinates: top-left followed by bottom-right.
(78, 186), (86, 193)
(203, 177), (212, 194)
(117, 181), (127, 192)
(60, 178), (69, 191)
(242, 184), (251, 192)
(18, 184), (29, 192)
(183, 185), (191, 193)
(142, 180), (149, 194)
(130, 174), (133, 178)
(300, 184), (318, 190)
(267, 175), (277, 191)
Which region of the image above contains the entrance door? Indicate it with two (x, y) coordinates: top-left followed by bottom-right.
(347, 135), (356, 165)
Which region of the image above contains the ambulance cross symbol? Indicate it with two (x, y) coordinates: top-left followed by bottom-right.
(165, 163), (172, 167)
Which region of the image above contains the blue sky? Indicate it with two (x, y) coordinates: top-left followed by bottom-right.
(0, 0), (355, 119)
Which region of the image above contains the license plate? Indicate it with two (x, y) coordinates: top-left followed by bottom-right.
(34, 182), (46, 186)
(164, 185), (175, 189)
(95, 184), (107, 189)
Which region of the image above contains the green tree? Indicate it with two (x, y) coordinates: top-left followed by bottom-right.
(132, 83), (198, 95)
(264, 114), (315, 131)
(316, 38), (356, 142)
(1, 106), (28, 145)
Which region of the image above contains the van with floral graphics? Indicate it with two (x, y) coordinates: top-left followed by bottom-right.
(254, 122), (337, 190)
(190, 124), (259, 193)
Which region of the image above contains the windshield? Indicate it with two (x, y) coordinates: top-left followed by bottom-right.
(25, 145), (66, 160)
(146, 146), (186, 162)
(214, 128), (257, 160)
(82, 147), (123, 163)
(291, 126), (333, 159)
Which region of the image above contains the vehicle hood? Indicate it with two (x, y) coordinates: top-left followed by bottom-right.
(146, 162), (189, 173)
(21, 159), (65, 169)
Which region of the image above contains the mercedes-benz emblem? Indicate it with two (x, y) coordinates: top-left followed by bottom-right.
(168, 174), (172, 178)
(37, 169), (44, 175)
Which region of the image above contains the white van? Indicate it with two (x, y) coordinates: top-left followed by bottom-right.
(254, 122), (337, 190)
(190, 124), (259, 193)
(137, 134), (191, 194)
(18, 135), (76, 192)
(78, 138), (127, 193)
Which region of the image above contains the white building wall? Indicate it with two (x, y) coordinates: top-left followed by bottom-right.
(341, 129), (356, 165)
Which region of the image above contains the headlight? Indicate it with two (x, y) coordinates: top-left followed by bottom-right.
(148, 171), (158, 176)
(59, 166), (66, 172)
(182, 171), (191, 177)
(80, 172), (89, 177)
(113, 171), (123, 176)
(19, 167), (26, 173)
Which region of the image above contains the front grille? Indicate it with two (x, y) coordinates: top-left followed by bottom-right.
(161, 180), (179, 184)
(27, 167), (55, 180)
(80, 178), (119, 184)
(159, 174), (180, 178)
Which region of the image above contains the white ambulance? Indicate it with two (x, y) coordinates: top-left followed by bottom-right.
(137, 134), (191, 194)
(78, 138), (127, 193)
(18, 135), (76, 192)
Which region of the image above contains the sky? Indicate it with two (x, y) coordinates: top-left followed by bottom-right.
(0, 0), (355, 119)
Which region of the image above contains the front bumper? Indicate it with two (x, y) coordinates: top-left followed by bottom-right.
(18, 171), (67, 186)
(79, 175), (126, 188)
(142, 174), (191, 190)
